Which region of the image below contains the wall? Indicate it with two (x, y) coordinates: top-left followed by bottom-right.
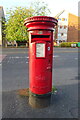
(57, 11), (68, 42)
(67, 13), (78, 42)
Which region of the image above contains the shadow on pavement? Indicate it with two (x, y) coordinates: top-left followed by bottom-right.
(2, 83), (78, 118)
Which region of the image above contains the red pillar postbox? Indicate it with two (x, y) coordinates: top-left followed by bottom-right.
(24, 16), (58, 96)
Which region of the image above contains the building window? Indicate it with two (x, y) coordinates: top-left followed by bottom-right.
(64, 25), (67, 29)
(58, 33), (61, 36)
(62, 18), (65, 21)
(64, 33), (67, 36)
(60, 25), (63, 29)
(61, 18), (67, 21)
(58, 18), (61, 20)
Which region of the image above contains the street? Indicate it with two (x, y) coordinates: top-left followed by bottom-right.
(2, 48), (78, 118)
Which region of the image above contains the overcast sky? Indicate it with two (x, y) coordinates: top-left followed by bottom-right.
(0, 0), (79, 17)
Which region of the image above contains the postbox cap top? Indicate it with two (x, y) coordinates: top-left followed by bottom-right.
(24, 16), (58, 25)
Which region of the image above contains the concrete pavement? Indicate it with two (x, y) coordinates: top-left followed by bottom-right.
(2, 48), (78, 118)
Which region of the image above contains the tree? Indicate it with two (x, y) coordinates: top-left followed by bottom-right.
(31, 0), (51, 16)
(4, 7), (34, 42)
(4, 1), (51, 42)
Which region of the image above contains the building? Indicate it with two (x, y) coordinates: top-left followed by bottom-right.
(67, 13), (78, 42)
(0, 6), (5, 46)
(55, 10), (78, 43)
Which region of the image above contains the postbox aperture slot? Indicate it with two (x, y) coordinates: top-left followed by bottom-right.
(36, 43), (45, 58)
(32, 35), (50, 39)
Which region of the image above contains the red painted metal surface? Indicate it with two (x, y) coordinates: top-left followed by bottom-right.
(24, 16), (58, 31)
(24, 16), (58, 95)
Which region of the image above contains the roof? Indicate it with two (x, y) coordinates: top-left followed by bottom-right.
(55, 10), (65, 18)
(55, 10), (78, 19)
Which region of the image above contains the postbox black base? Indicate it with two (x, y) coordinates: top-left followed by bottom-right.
(29, 91), (51, 98)
(29, 91), (51, 108)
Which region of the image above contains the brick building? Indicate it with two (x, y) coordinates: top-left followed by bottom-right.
(55, 10), (78, 43)
(67, 13), (78, 42)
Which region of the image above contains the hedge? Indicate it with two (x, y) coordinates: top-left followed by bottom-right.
(60, 42), (78, 47)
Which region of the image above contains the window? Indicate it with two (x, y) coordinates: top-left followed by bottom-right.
(62, 18), (65, 21)
(58, 18), (61, 20)
(60, 26), (63, 29)
(64, 25), (67, 29)
(58, 33), (61, 36)
(64, 33), (67, 36)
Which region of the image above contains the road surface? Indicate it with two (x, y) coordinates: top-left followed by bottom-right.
(1, 48), (78, 118)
